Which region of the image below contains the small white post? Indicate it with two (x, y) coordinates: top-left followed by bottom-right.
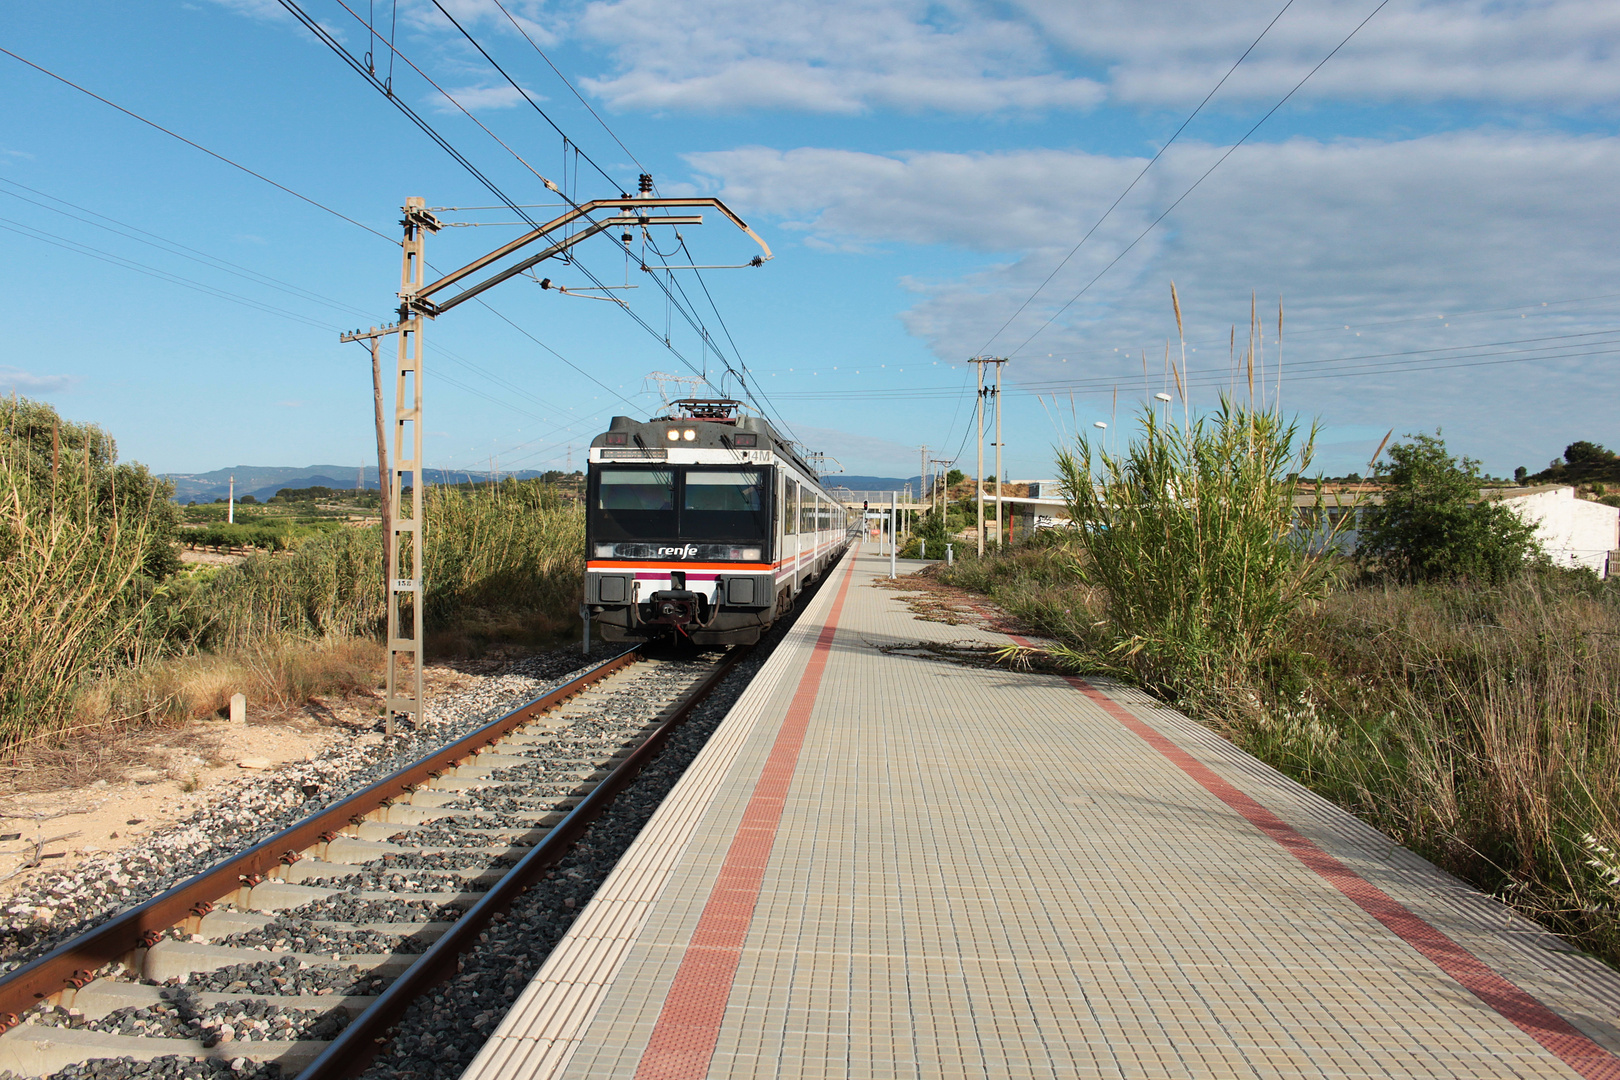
(890, 491), (898, 579)
(946, 543), (954, 565)
(229, 692), (246, 725)
(228, 474), (235, 525)
(920, 540), (926, 560)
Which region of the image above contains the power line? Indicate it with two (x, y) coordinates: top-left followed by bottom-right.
(0, 217), (342, 332)
(486, 0), (648, 176)
(979, 0), (1297, 355)
(347, 0), (789, 437)
(0, 46), (394, 243)
(1008, 0), (1393, 359)
(0, 177), (377, 321)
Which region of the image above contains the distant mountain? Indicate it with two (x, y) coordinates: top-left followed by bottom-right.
(163, 465), (552, 503)
(822, 475), (922, 491)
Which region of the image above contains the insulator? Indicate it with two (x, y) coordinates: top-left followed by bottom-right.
(638, 173), (653, 194)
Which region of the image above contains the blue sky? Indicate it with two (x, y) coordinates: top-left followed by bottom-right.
(3, 0), (1618, 482)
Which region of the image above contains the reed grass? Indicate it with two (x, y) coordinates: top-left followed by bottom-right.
(0, 399), (172, 747)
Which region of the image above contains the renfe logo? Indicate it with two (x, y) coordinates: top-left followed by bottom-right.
(658, 545), (700, 559)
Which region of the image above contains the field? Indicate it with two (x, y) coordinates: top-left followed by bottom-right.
(1, 396), (589, 754)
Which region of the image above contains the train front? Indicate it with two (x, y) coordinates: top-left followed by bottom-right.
(583, 401), (777, 645)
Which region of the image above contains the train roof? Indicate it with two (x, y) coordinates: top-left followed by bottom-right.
(591, 399), (818, 478)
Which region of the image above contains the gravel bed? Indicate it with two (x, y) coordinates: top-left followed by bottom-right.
(0, 643), (625, 974)
(217, 922), (438, 956)
(158, 957), (390, 998)
(271, 893), (463, 925)
(361, 596), (818, 1079)
(28, 991), (351, 1043)
(2, 1056), (282, 1080)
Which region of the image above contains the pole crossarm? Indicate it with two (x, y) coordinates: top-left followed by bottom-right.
(410, 197), (770, 318)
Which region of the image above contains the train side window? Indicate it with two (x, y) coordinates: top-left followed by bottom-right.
(800, 488), (815, 534)
(784, 481), (797, 535)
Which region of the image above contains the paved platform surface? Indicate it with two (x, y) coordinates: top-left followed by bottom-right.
(463, 547), (1620, 1080)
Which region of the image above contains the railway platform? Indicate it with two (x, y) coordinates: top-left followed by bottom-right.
(463, 545), (1620, 1080)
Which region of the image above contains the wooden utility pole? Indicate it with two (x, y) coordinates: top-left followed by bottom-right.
(340, 325), (397, 611)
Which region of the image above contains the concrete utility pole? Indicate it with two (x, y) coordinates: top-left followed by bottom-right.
(969, 356), (1007, 556)
(931, 458), (952, 516)
(975, 361), (985, 556)
(984, 361), (997, 550)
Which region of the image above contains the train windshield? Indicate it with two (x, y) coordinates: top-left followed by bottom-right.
(684, 470), (765, 512)
(589, 465), (769, 544)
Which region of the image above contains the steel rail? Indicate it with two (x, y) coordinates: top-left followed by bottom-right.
(296, 643), (749, 1079)
(0, 647), (641, 1028)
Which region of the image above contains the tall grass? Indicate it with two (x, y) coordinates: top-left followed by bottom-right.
(1052, 400), (1343, 695)
(164, 478), (587, 652)
(0, 399), (173, 746)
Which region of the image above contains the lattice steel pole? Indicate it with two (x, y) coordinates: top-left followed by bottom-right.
(386, 198), (440, 732)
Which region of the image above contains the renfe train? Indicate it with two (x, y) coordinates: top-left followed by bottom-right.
(583, 399), (853, 645)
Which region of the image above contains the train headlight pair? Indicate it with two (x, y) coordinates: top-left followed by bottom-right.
(664, 428), (697, 442)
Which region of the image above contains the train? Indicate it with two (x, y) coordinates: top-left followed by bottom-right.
(582, 399), (855, 645)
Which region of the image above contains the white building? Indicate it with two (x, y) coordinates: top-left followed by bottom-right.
(1489, 485), (1620, 576)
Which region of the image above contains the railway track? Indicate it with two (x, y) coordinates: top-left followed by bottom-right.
(0, 644), (749, 1080)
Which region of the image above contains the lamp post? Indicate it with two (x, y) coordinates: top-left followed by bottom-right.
(1153, 391), (1172, 425)
(1093, 420), (1108, 457)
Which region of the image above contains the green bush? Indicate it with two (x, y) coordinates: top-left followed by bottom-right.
(1358, 432), (1538, 583)
(1051, 400), (1340, 693)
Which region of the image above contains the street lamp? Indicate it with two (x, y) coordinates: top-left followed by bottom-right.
(1153, 391), (1172, 424)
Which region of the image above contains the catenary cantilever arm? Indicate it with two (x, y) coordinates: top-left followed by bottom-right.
(410, 196), (771, 316)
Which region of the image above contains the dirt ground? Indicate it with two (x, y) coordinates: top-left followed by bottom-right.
(0, 665), (472, 904)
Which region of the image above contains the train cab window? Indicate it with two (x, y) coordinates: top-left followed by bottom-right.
(681, 467), (770, 542)
(684, 470), (765, 512)
(598, 468), (674, 510)
(590, 467), (677, 541)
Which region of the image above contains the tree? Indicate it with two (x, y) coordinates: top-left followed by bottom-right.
(1564, 440), (1616, 467)
(946, 468), (965, 486)
(1358, 432), (1538, 583)
(1514, 466), (1528, 486)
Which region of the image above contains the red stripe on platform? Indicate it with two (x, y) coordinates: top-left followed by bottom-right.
(633, 550), (860, 1080)
(1026, 638), (1620, 1080)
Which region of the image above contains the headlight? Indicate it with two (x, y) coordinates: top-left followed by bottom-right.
(666, 429), (680, 442)
(594, 544), (616, 557)
(683, 429), (696, 441)
(742, 548), (761, 561)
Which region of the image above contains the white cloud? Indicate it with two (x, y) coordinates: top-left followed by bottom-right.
(1028, 0), (1620, 110)
(576, 0), (1102, 114)
(0, 368), (80, 395)
(561, 0), (1620, 115)
(687, 130), (1620, 470)
(427, 83), (539, 113)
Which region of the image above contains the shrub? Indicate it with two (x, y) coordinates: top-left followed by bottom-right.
(1357, 432), (1538, 583)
